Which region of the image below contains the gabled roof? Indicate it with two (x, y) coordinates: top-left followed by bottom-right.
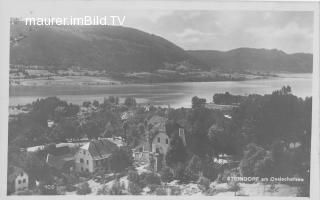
(48, 146), (70, 156)
(46, 153), (75, 170)
(7, 166), (26, 183)
(148, 116), (167, 131)
(148, 116), (167, 140)
(46, 146), (77, 170)
(80, 138), (118, 160)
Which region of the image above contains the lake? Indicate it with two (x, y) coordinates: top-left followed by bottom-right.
(9, 73), (313, 108)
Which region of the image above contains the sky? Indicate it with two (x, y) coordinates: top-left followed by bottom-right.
(123, 10), (314, 54)
(9, 2), (314, 54)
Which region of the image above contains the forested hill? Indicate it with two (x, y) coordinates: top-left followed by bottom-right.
(10, 21), (207, 72)
(10, 21), (312, 74)
(188, 48), (313, 73)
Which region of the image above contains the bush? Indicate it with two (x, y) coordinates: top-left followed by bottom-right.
(76, 182), (92, 195)
(97, 185), (109, 195)
(155, 186), (167, 195)
(172, 163), (191, 183)
(110, 179), (123, 195)
(160, 167), (174, 183)
(185, 155), (202, 181)
(148, 184), (159, 193)
(66, 184), (76, 192)
(201, 157), (220, 181)
(110, 147), (134, 173)
(127, 170), (140, 183)
(169, 186), (181, 195)
(128, 181), (142, 195)
(205, 186), (216, 196)
(228, 181), (240, 196)
(142, 173), (161, 186)
(16, 190), (33, 195)
(240, 143), (267, 178)
(197, 176), (210, 192)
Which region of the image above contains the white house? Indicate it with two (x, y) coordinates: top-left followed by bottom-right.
(151, 132), (170, 155)
(7, 166), (29, 194)
(74, 138), (118, 173)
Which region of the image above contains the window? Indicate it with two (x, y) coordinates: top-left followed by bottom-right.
(23, 179), (26, 183)
(80, 158), (84, 163)
(20, 173), (23, 176)
(81, 167), (83, 171)
(86, 169), (89, 172)
(166, 138), (169, 144)
(86, 160), (89, 165)
(18, 180), (21, 184)
(158, 137), (160, 143)
(156, 148), (160, 153)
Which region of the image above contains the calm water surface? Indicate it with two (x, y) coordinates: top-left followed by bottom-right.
(10, 74), (312, 108)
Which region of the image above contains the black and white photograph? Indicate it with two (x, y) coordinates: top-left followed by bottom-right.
(2, 0), (319, 198)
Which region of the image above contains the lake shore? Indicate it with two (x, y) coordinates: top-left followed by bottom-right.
(9, 73), (312, 108)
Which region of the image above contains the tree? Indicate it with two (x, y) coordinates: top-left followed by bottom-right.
(82, 101), (91, 108)
(213, 92), (245, 105)
(127, 170), (140, 183)
(185, 155), (202, 181)
(122, 121), (129, 142)
(208, 120), (242, 156)
(171, 162), (191, 183)
(208, 124), (226, 155)
(141, 173), (161, 186)
(155, 186), (167, 195)
(109, 147), (133, 173)
(188, 107), (216, 157)
(82, 120), (100, 139)
(128, 182), (142, 195)
(110, 179), (123, 195)
(253, 155), (275, 178)
(108, 96), (119, 105)
(239, 143), (266, 177)
(60, 118), (82, 140)
(76, 182), (92, 195)
(228, 181), (240, 196)
(270, 140), (285, 162)
(201, 156), (220, 181)
(192, 96), (206, 109)
(197, 176), (210, 192)
(97, 185), (110, 195)
(124, 96), (137, 107)
(159, 167), (174, 184)
(165, 134), (187, 167)
(93, 100), (100, 108)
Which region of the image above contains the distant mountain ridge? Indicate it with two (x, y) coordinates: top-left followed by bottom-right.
(10, 21), (312, 74)
(10, 21), (207, 72)
(188, 48), (312, 73)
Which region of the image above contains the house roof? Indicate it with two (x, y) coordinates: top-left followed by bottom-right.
(148, 116), (167, 131)
(148, 115), (167, 140)
(46, 146), (77, 170)
(80, 138), (118, 160)
(48, 146), (70, 156)
(46, 153), (75, 170)
(7, 166), (26, 183)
